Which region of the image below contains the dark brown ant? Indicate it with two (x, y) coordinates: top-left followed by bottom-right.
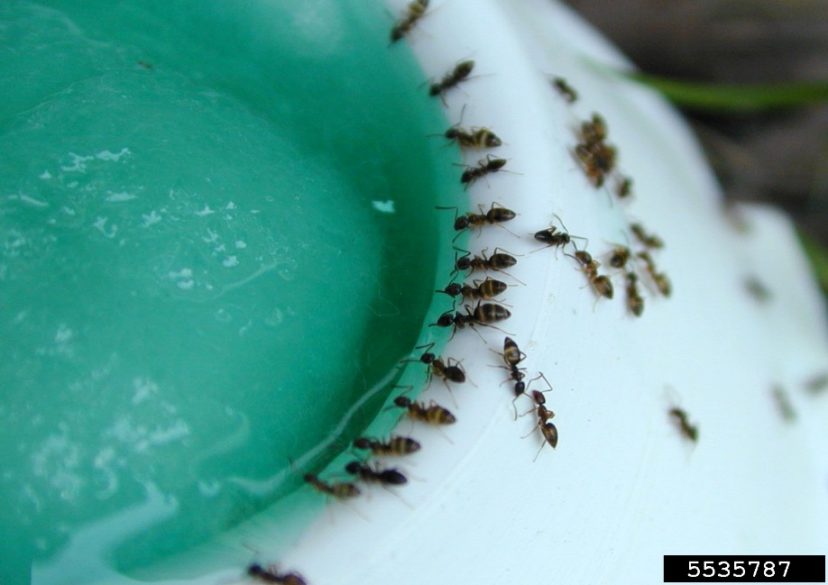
(625, 272), (645, 317)
(247, 563), (306, 585)
(495, 336), (527, 397)
(551, 76), (578, 103)
(437, 276), (508, 301)
(568, 250), (613, 299)
(345, 460), (407, 485)
(453, 248), (518, 276)
(353, 435), (421, 456)
(608, 245), (631, 269)
(390, 0), (429, 43)
(433, 302), (511, 334)
(393, 395), (456, 424)
(744, 275), (771, 302)
(429, 60), (474, 98)
(303, 474), (361, 499)
(445, 125), (502, 149)
(440, 203), (516, 236)
(615, 176), (633, 199)
(521, 374), (558, 459)
(579, 113), (608, 145)
(405, 342), (466, 384)
(668, 407), (698, 443)
(637, 251), (671, 296)
(574, 145), (607, 188)
(459, 154), (508, 186)
(533, 214), (585, 252)
(772, 386), (796, 422)
(630, 222), (664, 249)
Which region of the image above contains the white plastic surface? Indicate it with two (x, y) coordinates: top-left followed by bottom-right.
(214, 0), (828, 583)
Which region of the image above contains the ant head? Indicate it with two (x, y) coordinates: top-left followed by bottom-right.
(394, 395), (411, 407)
(455, 255), (471, 270)
(302, 473), (316, 483)
(434, 312), (454, 327)
(344, 461), (361, 474)
(420, 352), (436, 364)
(353, 437), (371, 449)
(441, 282), (462, 296)
(247, 564), (265, 577)
(454, 216), (469, 231)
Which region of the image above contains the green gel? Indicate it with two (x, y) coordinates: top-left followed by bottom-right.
(0, 2), (465, 583)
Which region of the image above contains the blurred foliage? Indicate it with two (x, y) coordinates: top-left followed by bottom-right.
(625, 73), (828, 112)
(799, 230), (828, 296)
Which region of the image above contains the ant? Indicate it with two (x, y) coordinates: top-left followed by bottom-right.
(429, 60), (475, 99)
(533, 214), (584, 252)
(247, 563), (306, 585)
(345, 460), (407, 486)
(304, 474), (361, 499)
(520, 374), (558, 459)
(551, 76), (578, 103)
(744, 275), (771, 303)
(445, 125), (502, 149)
(439, 203), (516, 238)
(404, 342), (466, 384)
(567, 249), (613, 299)
(630, 222), (664, 249)
(453, 247), (518, 276)
(578, 113), (608, 145)
(637, 251), (671, 297)
(393, 395), (456, 425)
(494, 336), (527, 396)
(624, 272), (645, 317)
(437, 276), (508, 301)
(459, 155), (508, 186)
(353, 435), (421, 456)
(390, 0), (429, 43)
(432, 302), (511, 336)
(615, 176), (633, 199)
(608, 245), (631, 269)
(668, 407), (698, 443)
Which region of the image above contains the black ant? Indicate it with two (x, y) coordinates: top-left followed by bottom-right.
(437, 276), (508, 301)
(453, 247), (519, 277)
(247, 563), (306, 585)
(304, 474), (360, 499)
(353, 435), (421, 456)
(460, 155), (508, 186)
(668, 407), (698, 443)
(345, 460), (407, 486)
(393, 395), (456, 425)
(432, 301), (511, 335)
(520, 374), (558, 459)
(440, 203), (516, 239)
(429, 60), (474, 99)
(551, 76), (577, 103)
(404, 342), (466, 384)
(390, 0), (429, 43)
(533, 214), (584, 252)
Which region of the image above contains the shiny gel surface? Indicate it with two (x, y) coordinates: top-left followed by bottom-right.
(0, 2), (463, 583)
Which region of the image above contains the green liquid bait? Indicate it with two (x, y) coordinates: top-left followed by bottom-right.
(0, 2), (465, 583)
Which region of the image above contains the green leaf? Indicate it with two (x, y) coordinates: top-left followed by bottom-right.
(798, 230), (828, 296)
(625, 72), (828, 112)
